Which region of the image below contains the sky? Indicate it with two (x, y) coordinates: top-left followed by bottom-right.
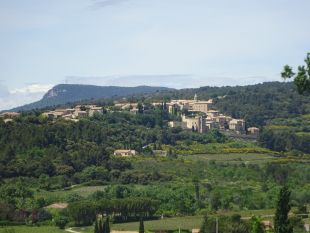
(0, 0), (310, 110)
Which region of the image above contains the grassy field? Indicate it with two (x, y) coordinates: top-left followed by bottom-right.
(0, 226), (65, 233)
(74, 216), (204, 232)
(186, 153), (278, 164)
(132, 152), (278, 163)
(36, 185), (107, 201)
(73, 209), (279, 232)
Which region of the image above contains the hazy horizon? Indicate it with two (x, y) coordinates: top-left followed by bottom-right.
(1, 0), (310, 110)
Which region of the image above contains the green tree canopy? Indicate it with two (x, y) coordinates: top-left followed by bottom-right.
(282, 53), (310, 94)
(274, 186), (293, 233)
(250, 216), (265, 233)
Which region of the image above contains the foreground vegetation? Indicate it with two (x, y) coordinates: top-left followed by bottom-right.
(1, 146), (310, 229)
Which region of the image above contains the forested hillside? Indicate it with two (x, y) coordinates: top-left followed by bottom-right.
(125, 81), (310, 154)
(142, 82), (310, 127)
(259, 114), (310, 153)
(213, 82), (310, 126)
(11, 82), (310, 129)
(91, 82), (310, 127)
(182, 82), (310, 154)
(1, 88), (310, 231)
(8, 81), (310, 155)
(10, 84), (172, 112)
(0, 107), (226, 183)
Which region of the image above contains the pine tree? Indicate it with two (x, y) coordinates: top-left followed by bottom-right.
(274, 186), (293, 233)
(139, 216), (144, 233)
(282, 53), (310, 94)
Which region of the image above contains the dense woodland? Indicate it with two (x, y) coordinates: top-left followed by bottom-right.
(259, 115), (310, 153)
(0, 106), (226, 180)
(0, 106), (226, 224)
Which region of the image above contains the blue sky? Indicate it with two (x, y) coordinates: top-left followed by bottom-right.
(0, 0), (310, 110)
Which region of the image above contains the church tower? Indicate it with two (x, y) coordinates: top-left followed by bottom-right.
(194, 93), (198, 102)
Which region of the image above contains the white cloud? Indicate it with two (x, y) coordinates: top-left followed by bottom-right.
(11, 84), (53, 94)
(0, 84), (53, 111)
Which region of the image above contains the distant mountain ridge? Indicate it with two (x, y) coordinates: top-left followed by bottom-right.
(11, 84), (172, 111)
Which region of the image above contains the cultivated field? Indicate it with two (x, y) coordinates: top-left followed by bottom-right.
(73, 209), (282, 232)
(36, 185), (107, 201)
(74, 216), (203, 232)
(186, 153), (278, 164)
(34, 153), (284, 201)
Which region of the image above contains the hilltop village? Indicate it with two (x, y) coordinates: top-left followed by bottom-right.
(1, 95), (259, 137)
(41, 105), (103, 122)
(165, 94), (255, 135)
(114, 94), (259, 136)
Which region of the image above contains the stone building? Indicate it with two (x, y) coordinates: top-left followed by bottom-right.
(168, 121), (187, 129)
(192, 101), (211, 113)
(229, 119), (246, 133)
(182, 115), (207, 133)
(113, 150), (137, 157)
(247, 127), (260, 135)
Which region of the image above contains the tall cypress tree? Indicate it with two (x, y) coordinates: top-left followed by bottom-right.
(139, 216), (144, 233)
(98, 218), (103, 233)
(105, 216), (110, 233)
(94, 218), (99, 233)
(192, 177), (201, 205)
(274, 186), (293, 233)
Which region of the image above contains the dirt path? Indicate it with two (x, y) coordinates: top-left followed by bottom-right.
(65, 228), (138, 233)
(65, 228), (82, 233)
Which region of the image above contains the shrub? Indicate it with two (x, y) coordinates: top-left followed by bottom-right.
(54, 215), (70, 229)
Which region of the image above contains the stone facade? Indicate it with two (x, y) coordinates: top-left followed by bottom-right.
(114, 150), (137, 157)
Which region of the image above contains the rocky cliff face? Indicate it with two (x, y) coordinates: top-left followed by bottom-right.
(44, 86), (67, 98)
(11, 84), (172, 111)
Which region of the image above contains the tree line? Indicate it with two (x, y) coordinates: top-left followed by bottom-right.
(67, 198), (159, 226)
